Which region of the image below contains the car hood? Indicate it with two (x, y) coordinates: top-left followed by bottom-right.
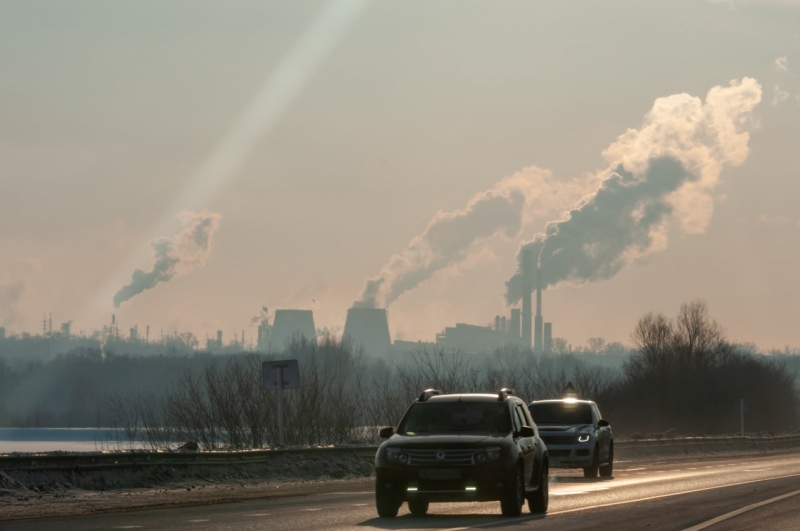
(537, 424), (593, 433)
(387, 433), (507, 447)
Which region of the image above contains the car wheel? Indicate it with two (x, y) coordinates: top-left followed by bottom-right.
(527, 460), (549, 514)
(583, 446), (599, 478)
(599, 442), (614, 477)
(501, 464), (525, 516)
(375, 483), (399, 518)
(408, 499), (429, 515)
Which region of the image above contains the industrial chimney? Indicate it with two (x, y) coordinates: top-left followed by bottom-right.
(544, 322), (552, 353)
(534, 266), (543, 353)
(521, 248), (533, 348)
(343, 308), (392, 356)
(509, 309), (521, 341)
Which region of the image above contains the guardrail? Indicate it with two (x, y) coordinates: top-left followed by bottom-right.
(2, 434), (798, 473)
(0, 445), (379, 473)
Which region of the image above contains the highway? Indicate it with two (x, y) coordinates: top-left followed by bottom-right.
(4, 453), (800, 531)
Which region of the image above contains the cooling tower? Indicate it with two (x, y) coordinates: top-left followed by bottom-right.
(270, 309), (317, 349)
(343, 308), (392, 356)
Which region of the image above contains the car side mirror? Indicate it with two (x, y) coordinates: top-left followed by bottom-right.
(379, 426), (395, 439)
(518, 425), (535, 438)
(598, 420), (610, 428)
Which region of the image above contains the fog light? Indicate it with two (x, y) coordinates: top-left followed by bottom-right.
(465, 487), (477, 491)
(407, 487), (418, 491)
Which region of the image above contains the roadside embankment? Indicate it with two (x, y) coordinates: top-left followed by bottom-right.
(2, 434), (799, 521)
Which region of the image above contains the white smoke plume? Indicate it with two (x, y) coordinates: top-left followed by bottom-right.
(250, 306), (269, 325)
(354, 167), (595, 309)
(506, 78), (762, 304)
(113, 211), (222, 308)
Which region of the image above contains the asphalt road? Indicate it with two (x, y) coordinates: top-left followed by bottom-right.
(4, 453), (800, 531)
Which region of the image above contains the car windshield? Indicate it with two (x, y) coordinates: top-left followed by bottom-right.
(398, 402), (511, 435)
(530, 402), (593, 425)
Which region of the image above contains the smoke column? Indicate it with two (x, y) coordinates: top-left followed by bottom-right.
(354, 167), (593, 308)
(113, 211), (222, 308)
(506, 78), (762, 303)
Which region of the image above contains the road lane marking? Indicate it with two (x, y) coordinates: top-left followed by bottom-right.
(245, 513), (270, 516)
(682, 488), (800, 531)
(622, 468), (646, 471)
(352, 503), (368, 506)
(303, 508), (321, 511)
(437, 472), (800, 531)
(553, 488), (609, 496)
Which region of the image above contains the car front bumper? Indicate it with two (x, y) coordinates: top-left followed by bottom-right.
(375, 464), (516, 502)
(543, 443), (594, 468)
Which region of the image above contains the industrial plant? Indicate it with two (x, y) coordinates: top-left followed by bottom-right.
(0, 254), (554, 359)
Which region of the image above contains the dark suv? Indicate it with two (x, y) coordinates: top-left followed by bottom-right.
(374, 389), (549, 517)
(529, 399), (613, 478)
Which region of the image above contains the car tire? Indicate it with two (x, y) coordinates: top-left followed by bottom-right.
(527, 460), (549, 514)
(583, 446), (599, 478)
(501, 464), (525, 516)
(375, 483), (399, 518)
(599, 442), (613, 477)
(408, 499), (429, 515)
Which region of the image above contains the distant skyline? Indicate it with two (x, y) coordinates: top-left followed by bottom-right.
(2, 1), (800, 350)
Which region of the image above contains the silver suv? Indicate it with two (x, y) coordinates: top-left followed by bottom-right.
(528, 399), (613, 478)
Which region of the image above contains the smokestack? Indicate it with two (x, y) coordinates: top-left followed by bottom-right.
(112, 314), (116, 326)
(521, 248), (533, 347)
(343, 307), (392, 356)
(509, 309), (521, 340)
(534, 266), (543, 353)
(216, 330), (223, 348)
(494, 316), (501, 331)
(544, 322), (552, 353)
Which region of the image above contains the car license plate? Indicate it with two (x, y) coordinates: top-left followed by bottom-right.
(419, 469), (462, 480)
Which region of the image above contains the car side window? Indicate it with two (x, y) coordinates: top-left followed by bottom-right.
(511, 405), (523, 433)
(591, 405), (600, 425)
(595, 404), (603, 420)
(518, 403), (534, 427)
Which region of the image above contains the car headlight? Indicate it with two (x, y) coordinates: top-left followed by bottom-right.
(475, 447), (501, 463)
(385, 448), (408, 464)
(577, 434), (591, 443)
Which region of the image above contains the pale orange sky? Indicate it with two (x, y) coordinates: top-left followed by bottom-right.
(1, 0), (799, 350)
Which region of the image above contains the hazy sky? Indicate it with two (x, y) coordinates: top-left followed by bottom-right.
(1, 0), (799, 350)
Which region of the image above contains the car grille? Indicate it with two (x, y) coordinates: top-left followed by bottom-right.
(543, 436), (576, 445)
(407, 448), (476, 465)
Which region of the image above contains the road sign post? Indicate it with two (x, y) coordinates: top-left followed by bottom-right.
(263, 360), (299, 447)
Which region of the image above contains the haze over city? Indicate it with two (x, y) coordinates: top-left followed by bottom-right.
(2, 0), (800, 350)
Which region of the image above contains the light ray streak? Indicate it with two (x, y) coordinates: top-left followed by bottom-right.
(81, 0), (370, 324)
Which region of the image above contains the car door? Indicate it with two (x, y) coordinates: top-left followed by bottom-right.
(513, 402), (535, 482)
